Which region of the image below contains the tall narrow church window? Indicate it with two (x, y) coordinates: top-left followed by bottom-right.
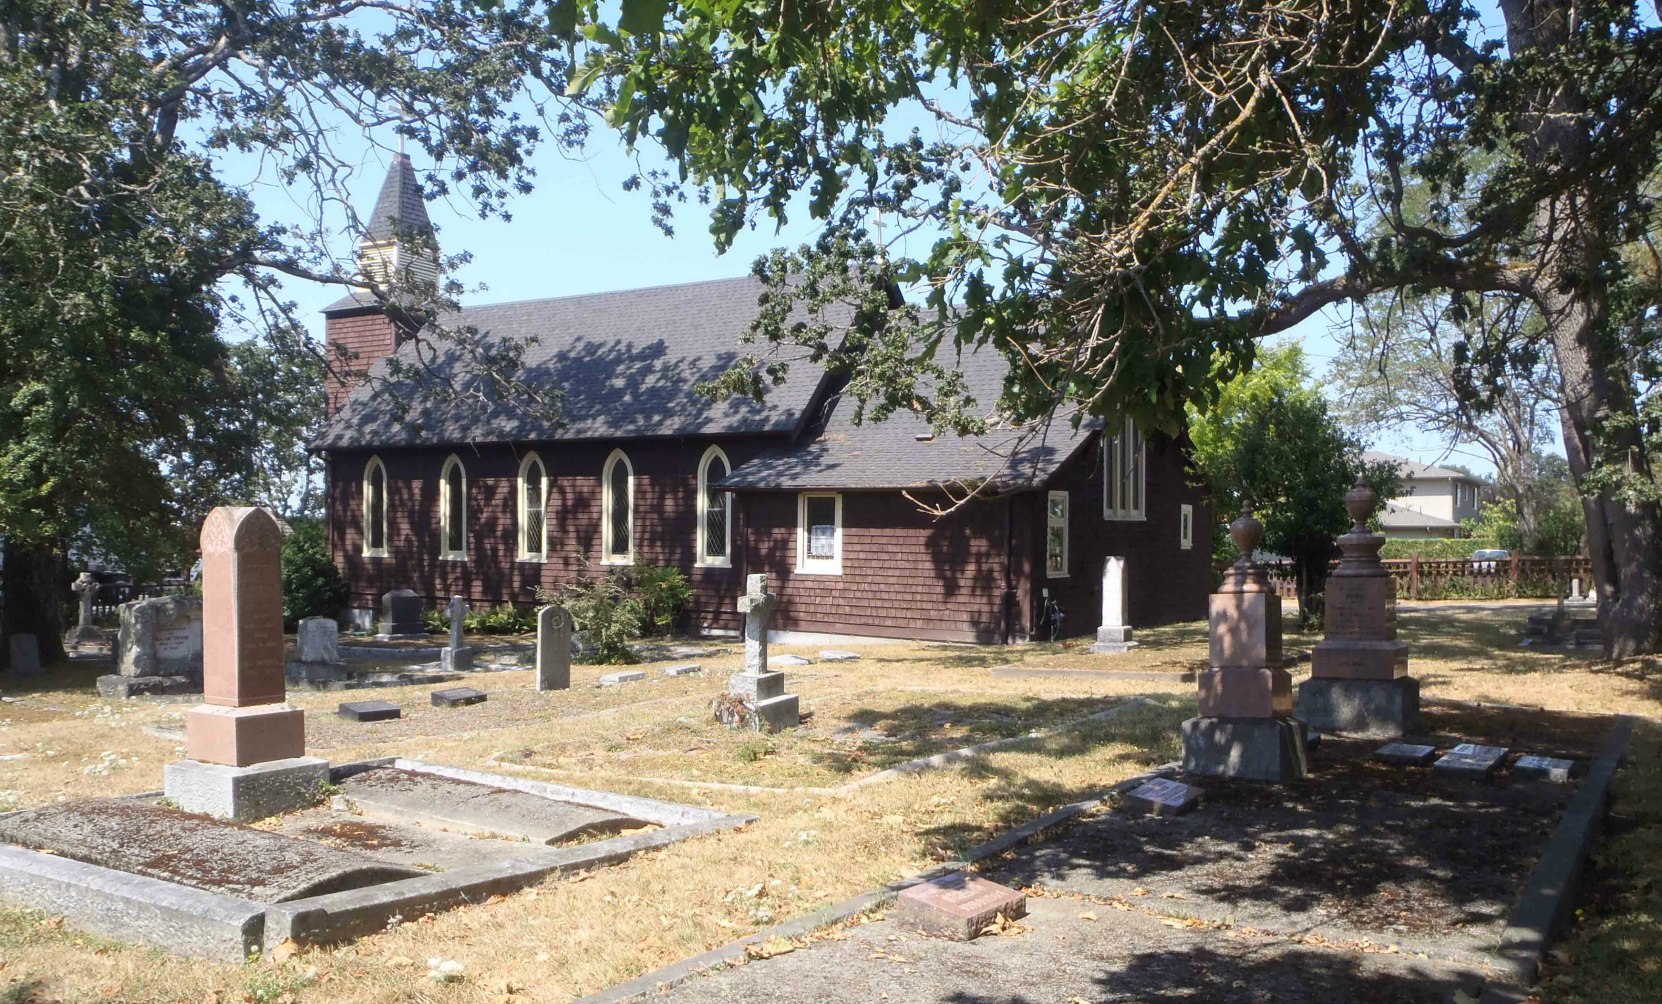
(602, 450), (633, 564)
(363, 456), (388, 557)
(519, 453), (547, 560)
(1103, 418), (1146, 520)
(440, 455), (467, 559)
(1046, 491), (1070, 577)
(697, 446), (732, 566)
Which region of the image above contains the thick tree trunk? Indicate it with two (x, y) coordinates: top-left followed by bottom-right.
(0, 539), (69, 669)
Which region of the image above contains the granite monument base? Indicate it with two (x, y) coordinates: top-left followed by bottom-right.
(439, 646), (476, 673)
(1090, 625), (1138, 655)
(162, 756), (330, 822)
(1181, 716), (1308, 782)
(1295, 676), (1421, 737)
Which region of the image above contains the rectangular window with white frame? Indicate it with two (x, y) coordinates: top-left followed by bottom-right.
(796, 493), (843, 574)
(1103, 418), (1146, 520)
(1046, 491), (1069, 577)
(1180, 503), (1194, 550)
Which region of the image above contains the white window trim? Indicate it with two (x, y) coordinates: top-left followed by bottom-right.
(1180, 503), (1194, 550)
(439, 454), (467, 561)
(696, 445), (733, 568)
(1103, 418), (1147, 521)
(1046, 490), (1070, 578)
(796, 492), (843, 575)
(601, 448), (634, 565)
(517, 451), (548, 562)
(361, 455), (389, 558)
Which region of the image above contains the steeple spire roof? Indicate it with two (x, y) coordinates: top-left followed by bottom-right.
(364, 152), (432, 243)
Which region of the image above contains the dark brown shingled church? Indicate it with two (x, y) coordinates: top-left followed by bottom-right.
(315, 156), (1212, 643)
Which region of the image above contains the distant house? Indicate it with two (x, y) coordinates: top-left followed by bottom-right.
(1364, 450), (1484, 539)
(312, 156), (1214, 643)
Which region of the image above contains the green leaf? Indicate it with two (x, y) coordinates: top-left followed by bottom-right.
(619, 0), (669, 36)
(548, 0), (578, 36)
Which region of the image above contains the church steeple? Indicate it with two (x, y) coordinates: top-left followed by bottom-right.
(357, 152), (437, 288)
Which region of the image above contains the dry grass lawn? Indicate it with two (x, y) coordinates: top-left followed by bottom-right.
(0, 602), (1655, 1003)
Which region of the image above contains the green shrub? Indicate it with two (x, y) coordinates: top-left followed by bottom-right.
(537, 571), (643, 664)
(468, 604), (535, 634)
(1380, 537), (1496, 560)
(280, 520), (348, 628)
(630, 561), (692, 636)
(420, 607), (447, 634)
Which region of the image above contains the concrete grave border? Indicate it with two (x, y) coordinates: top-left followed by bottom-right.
(0, 758), (754, 962)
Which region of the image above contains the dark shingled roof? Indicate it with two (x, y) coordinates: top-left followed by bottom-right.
(365, 153), (432, 243)
(720, 347), (1099, 491)
(314, 276), (843, 448)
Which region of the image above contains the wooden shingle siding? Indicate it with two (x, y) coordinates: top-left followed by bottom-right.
(322, 309), (402, 415)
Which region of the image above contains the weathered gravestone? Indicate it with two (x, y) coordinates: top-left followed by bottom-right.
(1091, 556), (1138, 654)
(296, 617), (342, 666)
(66, 572), (103, 647)
(6, 634), (41, 677)
(1181, 506), (1308, 782)
(662, 663), (702, 677)
(163, 508), (329, 821)
(1433, 743), (1508, 778)
(98, 594), (205, 698)
(431, 686), (487, 708)
(337, 700), (401, 723)
(715, 574), (800, 732)
(892, 871), (1027, 941)
(440, 595), (476, 672)
(375, 588), (426, 640)
(599, 670), (646, 686)
(1122, 777), (1203, 816)
(535, 605), (571, 691)
(1373, 742), (1438, 767)
(1296, 480), (1420, 736)
(1514, 755), (1575, 784)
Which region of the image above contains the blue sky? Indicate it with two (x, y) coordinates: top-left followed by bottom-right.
(227, 3), (1546, 478)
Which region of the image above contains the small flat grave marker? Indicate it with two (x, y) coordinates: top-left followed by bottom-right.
(818, 650), (861, 662)
(892, 872), (1026, 941)
(662, 663), (702, 677)
(1434, 743), (1508, 778)
(337, 700), (401, 723)
(599, 671), (647, 687)
(1513, 755), (1575, 784)
(1374, 742), (1438, 767)
(770, 654), (812, 667)
(431, 687), (487, 708)
(1123, 777), (1203, 816)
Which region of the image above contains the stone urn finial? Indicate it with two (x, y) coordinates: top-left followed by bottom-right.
(1229, 504), (1264, 562)
(1344, 479), (1378, 532)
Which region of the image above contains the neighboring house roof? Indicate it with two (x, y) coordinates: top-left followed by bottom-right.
(364, 153), (433, 243)
(1378, 502), (1460, 529)
(1363, 449), (1480, 483)
(720, 346), (1100, 491)
(313, 276), (847, 449)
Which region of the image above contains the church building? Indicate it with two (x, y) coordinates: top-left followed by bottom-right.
(315, 156), (1213, 643)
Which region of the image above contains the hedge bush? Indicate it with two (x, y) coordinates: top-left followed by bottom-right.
(280, 520), (348, 628)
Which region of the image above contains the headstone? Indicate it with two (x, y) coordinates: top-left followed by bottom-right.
(598, 670), (646, 686)
(296, 617), (342, 665)
(1513, 755), (1575, 784)
(818, 650), (860, 662)
(535, 605), (572, 691)
(66, 572), (102, 646)
(1122, 777), (1203, 816)
(6, 634), (41, 677)
(1296, 481), (1420, 736)
(431, 687), (487, 708)
(114, 595), (204, 679)
(720, 575), (799, 731)
(1091, 556), (1138, 653)
(1433, 743), (1508, 778)
(337, 700), (401, 722)
(1181, 506), (1307, 781)
(163, 508), (328, 821)
(375, 588), (426, 640)
(662, 663), (702, 677)
(439, 596), (476, 672)
(770, 654), (812, 667)
(1373, 742), (1438, 766)
(892, 872), (1027, 941)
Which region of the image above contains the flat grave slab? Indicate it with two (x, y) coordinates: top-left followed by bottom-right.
(431, 687), (487, 708)
(339, 766), (646, 844)
(599, 670), (647, 686)
(818, 650), (861, 662)
(892, 872), (1026, 941)
(665, 645), (720, 658)
(1374, 742), (1438, 767)
(0, 799), (421, 902)
(770, 654), (812, 667)
(662, 663), (702, 677)
(337, 700), (400, 722)
(1121, 777), (1203, 816)
(1513, 755), (1575, 783)
(1434, 743), (1508, 778)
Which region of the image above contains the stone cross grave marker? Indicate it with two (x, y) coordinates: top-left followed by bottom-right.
(535, 605), (571, 691)
(1091, 556), (1137, 654)
(441, 595), (475, 672)
(164, 507), (328, 820)
(68, 572), (101, 646)
(736, 574), (778, 674)
(721, 574), (799, 732)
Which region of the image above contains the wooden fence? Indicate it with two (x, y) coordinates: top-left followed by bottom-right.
(1258, 555), (1593, 602)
